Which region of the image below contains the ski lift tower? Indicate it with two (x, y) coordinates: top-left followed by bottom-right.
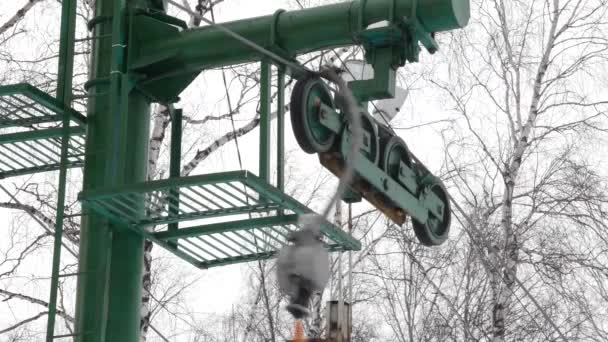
(0, 0), (469, 341)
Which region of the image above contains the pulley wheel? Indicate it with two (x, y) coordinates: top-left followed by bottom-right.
(382, 136), (413, 188)
(290, 77), (336, 154)
(341, 112), (380, 165)
(412, 178), (451, 246)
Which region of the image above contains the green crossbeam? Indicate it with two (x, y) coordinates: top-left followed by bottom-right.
(155, 215), (300, 240)
(0, 162), (84, 179)
(0, 127), (85, 144)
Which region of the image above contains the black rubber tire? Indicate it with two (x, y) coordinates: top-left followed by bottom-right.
(412, 179), (451, 246)
(290, 77), (336, 154)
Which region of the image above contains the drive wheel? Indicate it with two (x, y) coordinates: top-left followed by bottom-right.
(382, 136), (413, 189)
(290, 77), (336, 153)
(412, 178), (451, 246)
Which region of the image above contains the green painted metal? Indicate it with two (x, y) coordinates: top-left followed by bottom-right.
(46, 0), (77, 338)
(80, 170), (361, 269)
(132, 0), (468, 75)
(155, 215), (300, 240)
(168, 108), (183, 247)
(0, 127), (84, 143)
(0, 83), (86, 127)
(104, 93), (149, 342)
(73, 0), (115, 338)
(73, 0), (152, 341)
(348, 48), (396, 101)
(103, 0), (150, 340)
(277, 67), (285, 192)
(290, 74), (454, 245)
(0, 82), (87, 180)
(316, 97), (431, 221)
(259, 61), (271, 183)
(0, 127), (85, 179)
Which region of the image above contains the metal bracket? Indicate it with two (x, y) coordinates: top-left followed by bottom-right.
(358, 0), (369, 32)
(397, 160), (418, 194)
(318, 103), (343, 134)
(348, 47), (397, 101)
(268, 9), (309, 79)
(127, 11), (200, 103)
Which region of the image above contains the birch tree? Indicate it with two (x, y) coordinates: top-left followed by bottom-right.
(427, 0), (608, 340)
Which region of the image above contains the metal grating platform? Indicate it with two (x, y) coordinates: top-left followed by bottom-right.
(80, 170), (361, 269)
(0, 83), (87, 178)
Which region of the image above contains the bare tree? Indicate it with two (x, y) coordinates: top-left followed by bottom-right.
(425, 0), (608, 340)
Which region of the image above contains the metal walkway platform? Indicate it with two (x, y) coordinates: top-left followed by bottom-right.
(80, 170), (361, 269)
(0, 83), (87, 178)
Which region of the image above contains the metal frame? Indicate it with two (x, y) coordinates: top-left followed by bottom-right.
(46, 0), (78, 340)
(80, 170), (361, 269)
(0, 83), (86, 180)
(0, 83), (86, 128)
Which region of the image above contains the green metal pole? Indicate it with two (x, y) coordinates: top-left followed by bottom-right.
(56, 0), (76, 103)
(46, 0), (76, 340)
(75, 0), (153, 341)
(134, 0), (469, 74)
(73, 0), (115, 338)
(259, 60), (271, 183)
(276, 68), (285, 192)
(168, 108), (182, 248)
(104, 93), (150, 342)
(104, 0), (151, 340)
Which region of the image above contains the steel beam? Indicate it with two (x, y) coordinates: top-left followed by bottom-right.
(259, 61), (271, 183)
(132, 0), (469, 76)
(0, 127), (84, 144)
(46, 0), (76, 339)
(277, 68), (285, 192)
(0, 162), (84, 179)
(168, 108), (182, 246)
(74, 1), (153, 342)
(154, 215), (300, 240)
(73, 0), (116, 339)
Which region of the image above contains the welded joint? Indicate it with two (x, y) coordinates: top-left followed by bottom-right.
(87, 15), (112, 31)
(357, 0), (369, 31)
(388, 0), (397, 22)
(270, 9), (286, 49)
(269, 9), (308, 79)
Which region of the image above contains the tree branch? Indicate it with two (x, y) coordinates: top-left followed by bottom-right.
(0, 0), (45, 36)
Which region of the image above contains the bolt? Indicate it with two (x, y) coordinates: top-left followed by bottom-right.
(314, 97), (321, 108)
